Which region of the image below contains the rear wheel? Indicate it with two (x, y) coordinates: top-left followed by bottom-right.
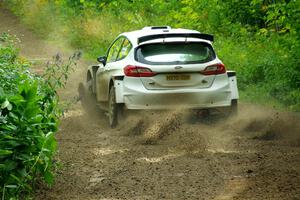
(108, 86), (118, 128)
(230, 99), (238, 116)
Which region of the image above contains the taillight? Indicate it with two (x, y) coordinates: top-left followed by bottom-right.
(201, 63), (226, 75)
(124, 65), (157, 77)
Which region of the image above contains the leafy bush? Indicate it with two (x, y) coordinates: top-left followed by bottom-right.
(0, 33), (63, 199)
(0, 32), (81, 199)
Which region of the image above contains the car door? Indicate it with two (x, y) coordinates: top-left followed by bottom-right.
(96, 37), (124, 102)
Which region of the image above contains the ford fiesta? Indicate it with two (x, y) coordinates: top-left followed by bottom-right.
(78, 26), (239, 128)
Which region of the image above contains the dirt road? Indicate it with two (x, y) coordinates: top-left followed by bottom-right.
(1, 7), (300, 200)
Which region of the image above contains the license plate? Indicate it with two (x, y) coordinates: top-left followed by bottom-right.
(166, 74), (191, 81)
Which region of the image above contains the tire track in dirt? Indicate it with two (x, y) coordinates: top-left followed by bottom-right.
(1, 7), (300, 200)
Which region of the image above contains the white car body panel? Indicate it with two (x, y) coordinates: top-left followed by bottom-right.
(114, 74), (231, 109)
(228, 72), (239, 100)
(114, 79), (124, 103)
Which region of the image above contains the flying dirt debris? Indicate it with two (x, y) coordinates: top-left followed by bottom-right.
(1, 7), (300, 200)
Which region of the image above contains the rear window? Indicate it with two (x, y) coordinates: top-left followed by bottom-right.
(135, 42), (216, 65)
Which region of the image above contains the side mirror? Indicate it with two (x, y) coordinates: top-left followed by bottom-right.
(97, 56), (107, 65)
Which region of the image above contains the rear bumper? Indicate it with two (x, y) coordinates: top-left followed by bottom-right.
(116, 75), (234, 110)
(124, 89), (232, 109)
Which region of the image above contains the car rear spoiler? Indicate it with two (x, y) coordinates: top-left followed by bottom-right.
(137, 33), (214, 44)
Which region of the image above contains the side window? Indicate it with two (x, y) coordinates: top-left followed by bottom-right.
(117, 39), (132, 61)
(106, 38), (124, 63)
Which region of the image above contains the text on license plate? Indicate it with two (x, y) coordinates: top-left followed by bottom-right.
(166, 74), (191, 81)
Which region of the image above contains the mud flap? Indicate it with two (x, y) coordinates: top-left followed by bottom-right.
(227, 71), (239, 100)
(114, 80), (124, 103)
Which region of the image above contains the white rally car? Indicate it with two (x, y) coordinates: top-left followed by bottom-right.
(78, 26), (239, 128)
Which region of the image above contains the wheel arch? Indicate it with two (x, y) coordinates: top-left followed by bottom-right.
(108, 76), (124, 91)
(87, 71), (92, 81)
(109, 76), (125, 104)
(109, 78), (114, 90)
(87, 65), (100, 93)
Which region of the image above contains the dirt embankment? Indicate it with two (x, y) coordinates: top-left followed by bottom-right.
(1, 7), (300, 200)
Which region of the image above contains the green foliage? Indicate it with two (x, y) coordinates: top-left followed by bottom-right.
(0, 33), (79, 199)
(43, 52), (81, 90)
(0, 33), (59, 199)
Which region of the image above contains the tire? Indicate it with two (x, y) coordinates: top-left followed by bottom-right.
(108, 86), (118, 128)
(230, 99), (238, 116)
(78, 80), (96, 113)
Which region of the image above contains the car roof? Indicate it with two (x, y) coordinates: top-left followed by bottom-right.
(119, 26), (209, 46)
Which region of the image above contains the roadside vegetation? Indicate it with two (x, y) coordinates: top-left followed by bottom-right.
(2, 0), (300, 111)
(0, 33), (80, 199)
(0, 33), (59, 199)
